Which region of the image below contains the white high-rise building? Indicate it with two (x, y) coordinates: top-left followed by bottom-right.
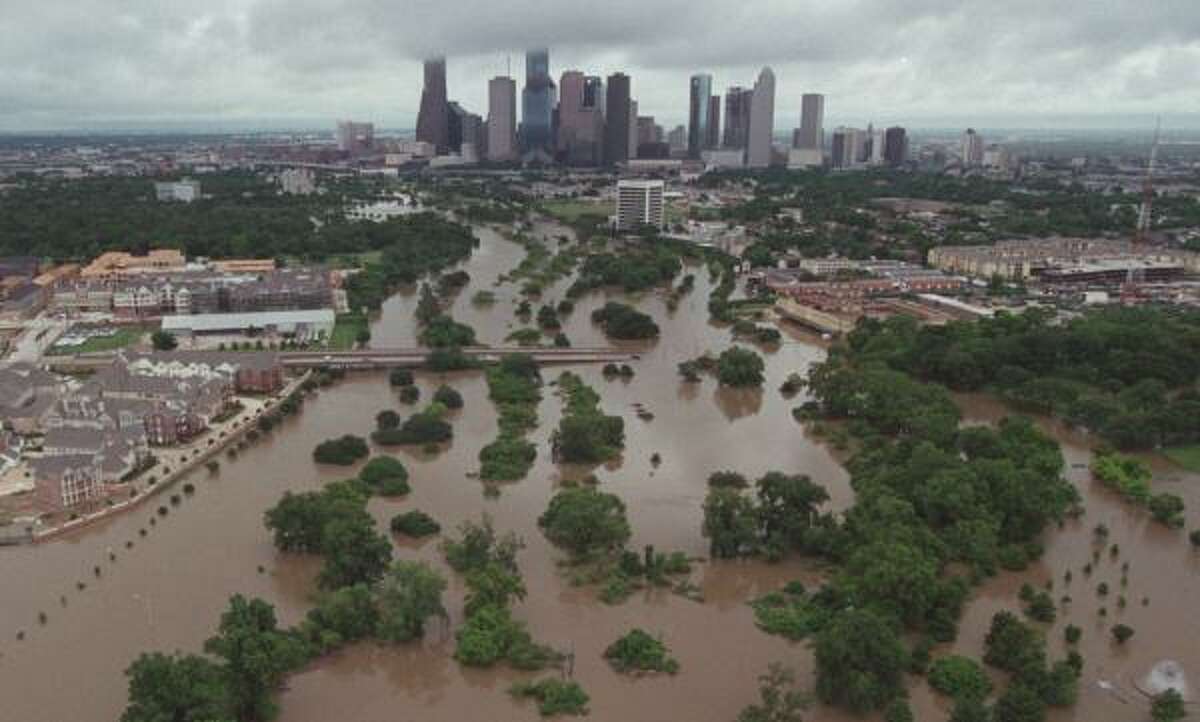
(962, 128), (985, 168)
(746, 67), (776, 168)
(615, 179), (665, 231)
(870, 129), (886, 165)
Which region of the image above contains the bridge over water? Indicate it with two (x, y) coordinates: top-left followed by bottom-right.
(279, 346), (638, 369)
(41, 346), (638, 372)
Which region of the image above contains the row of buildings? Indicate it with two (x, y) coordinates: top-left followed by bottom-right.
(32, 250), (338, 327)
(53, 266), (334, 319)
(1, 352), (286, 512)
(928, 238), (1200, 285)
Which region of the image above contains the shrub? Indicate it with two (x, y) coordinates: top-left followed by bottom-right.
(312, 435), (369, 465)
(1111, 624), (1134, 644)
(928, 655), (993, 701)
(707, 470), (749, 488)
(717, 347), (766, 387)
(1148, 493), (1185, 528)
(1064, 624), (1082, 644)
(1151, 689), (1186, 722)
(391, 510), (441, 537)
(371, 410), (452, 446)
(398, 386), (420, 404)
(1024, 590), (1056, 623)
(433, 385), (464, 409)
(590, 302), (659, 339)
(749, 585), (834, 641)
(538, 487), (631, 557)
(509, 679), (589, 717)
(603, 629), (679, 674)
(479, 436), (537, 481)
(884, 700), (914, 722)
(424, 347), (480, 371)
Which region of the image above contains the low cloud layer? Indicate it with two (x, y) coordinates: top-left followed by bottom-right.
(1, 0), (1198, 130)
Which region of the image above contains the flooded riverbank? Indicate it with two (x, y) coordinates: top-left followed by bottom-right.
(1, 225), (1197, 722)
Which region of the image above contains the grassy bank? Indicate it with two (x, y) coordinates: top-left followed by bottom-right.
(1164, 444), (1200, 473)
(540, 199), (607, 223)
(49, 325), (147, 355)
(329, 313), (368, 350)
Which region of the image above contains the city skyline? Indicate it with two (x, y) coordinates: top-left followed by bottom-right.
(2, 1), (1198, 132)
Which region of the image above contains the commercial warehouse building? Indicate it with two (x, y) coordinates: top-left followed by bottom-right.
(161, 309), (335, 339)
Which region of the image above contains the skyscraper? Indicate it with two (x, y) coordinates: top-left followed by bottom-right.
(628, 100), (639, 160)
(688, 74), (713, 159)
(557, 70), (585, 155)
(746, 67), (775, 168)
(448, 101), (484, 158)
(583, 76), (605, 116)
(416, 58), (449, 154)
(557, 71), (605, 165)
(883, 126), (908, 166)
(962, 128), (985, 167)
(667, 125), (687, 154)
(487, 76), (517, 162)
(797, 94), (824, 152)
(520, 49), (556, 155)
(830, 127), (865, 169)
(707, 96), (722, 150)
(604, 73), (632, 165)
(723, 87), (753, 149)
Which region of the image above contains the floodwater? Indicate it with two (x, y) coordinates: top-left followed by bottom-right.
(0, 224), (1196, 722)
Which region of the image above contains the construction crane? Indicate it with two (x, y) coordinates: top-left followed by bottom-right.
(1134, 117), (1161, 247)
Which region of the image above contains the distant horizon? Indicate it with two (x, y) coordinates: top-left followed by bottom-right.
(3, 113), (1198, 139)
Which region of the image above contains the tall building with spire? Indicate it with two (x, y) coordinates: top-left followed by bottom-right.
(487, 76), (517, 162)
(520, 49), (556, 155)
(416, 57), (449, 154)
(746, 67), (776, 168)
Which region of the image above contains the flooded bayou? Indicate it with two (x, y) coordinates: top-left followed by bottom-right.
(2, 225), (1198, 722)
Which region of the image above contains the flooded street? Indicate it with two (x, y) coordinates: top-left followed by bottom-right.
(1, 225), (1198, 722)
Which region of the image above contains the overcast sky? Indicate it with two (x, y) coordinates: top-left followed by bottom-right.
(1, 0), (1198, 132)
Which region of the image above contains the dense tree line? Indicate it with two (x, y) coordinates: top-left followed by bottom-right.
(590, 302), (660, 340)
(343, 215), (479, 310)
(441, 516), (562, 671)
(735, 332), (1082, 716)
(550, 372), (625, 463)
(478, 354), (541, 481)
(836, 308), (1200, 450)
(123, 461), (450, 721)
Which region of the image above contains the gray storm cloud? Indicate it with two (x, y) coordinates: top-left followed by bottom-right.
(0, 0), (1197, 130)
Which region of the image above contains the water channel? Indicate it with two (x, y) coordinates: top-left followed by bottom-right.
(1, 224), (1197, 722)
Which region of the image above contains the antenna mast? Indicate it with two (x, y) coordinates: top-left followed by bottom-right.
(1135, 117), (1161, 246)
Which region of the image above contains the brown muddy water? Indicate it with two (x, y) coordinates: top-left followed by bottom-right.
(1, 225), (1197, 722)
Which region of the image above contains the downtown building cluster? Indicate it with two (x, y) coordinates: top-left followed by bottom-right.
(320, 49), (1017, 175)
(408, 50), (799, 169)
